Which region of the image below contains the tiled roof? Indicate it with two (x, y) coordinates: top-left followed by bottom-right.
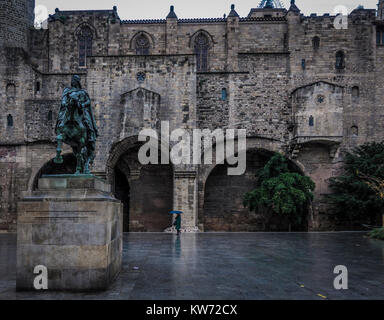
(57, 10), (114, 14)
(178, 18), (226, 23)
(240, 17), (287, 22)
(121, 19), (166, 24)
(121, 16), (286, 24)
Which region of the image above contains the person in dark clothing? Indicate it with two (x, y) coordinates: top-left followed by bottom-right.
(173, 214), (181, 235)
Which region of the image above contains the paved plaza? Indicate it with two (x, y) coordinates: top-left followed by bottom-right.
(0, 232), (383, 300)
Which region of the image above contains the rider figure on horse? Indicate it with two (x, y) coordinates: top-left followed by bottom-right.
(54, 75), (99, 174)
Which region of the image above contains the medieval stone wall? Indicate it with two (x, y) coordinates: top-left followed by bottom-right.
(1, 2), (384, 231)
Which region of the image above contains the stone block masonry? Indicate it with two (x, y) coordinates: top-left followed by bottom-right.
(1, 2), (384, 232)
(16, 175), (122, 291)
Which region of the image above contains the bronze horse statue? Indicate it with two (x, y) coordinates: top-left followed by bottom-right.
(54, 75), (98, 175)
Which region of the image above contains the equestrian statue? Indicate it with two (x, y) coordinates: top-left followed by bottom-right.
(54, 75), (99, 174)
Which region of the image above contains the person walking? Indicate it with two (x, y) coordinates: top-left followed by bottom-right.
(173, 213), (181, 236)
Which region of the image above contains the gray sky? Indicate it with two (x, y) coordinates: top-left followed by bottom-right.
(35, 0), (378, 20)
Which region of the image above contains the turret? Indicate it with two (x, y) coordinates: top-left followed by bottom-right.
(0, 0), (35, 49)
(378, 0), (384, 20)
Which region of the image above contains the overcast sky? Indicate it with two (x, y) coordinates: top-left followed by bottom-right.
(35, 0), (378, 21)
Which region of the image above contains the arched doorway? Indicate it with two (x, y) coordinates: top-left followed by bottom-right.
(201, 149), (308, 232)
(110, 142), (173, 232)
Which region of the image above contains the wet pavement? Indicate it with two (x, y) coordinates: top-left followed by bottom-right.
(0, 232), (383, 300)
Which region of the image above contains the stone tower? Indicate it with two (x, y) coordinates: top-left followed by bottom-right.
(378, 0), (384, 20)
(0, 0), (35, 49)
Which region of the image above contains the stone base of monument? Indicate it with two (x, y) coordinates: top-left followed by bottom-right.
(16, 174), (123, 291)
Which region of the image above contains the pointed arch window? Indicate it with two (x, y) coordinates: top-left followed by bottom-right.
(194, 33), (209, 72)
(7, 114), (13, 127)
(78, 26), (93, 67)
(309, 115), (314, 127)
(352, 86), (360, 98)
(335, 51), (345, 70)
(312, 36), (320, 50)
(6, 83), (16, 98)
(351, 125), (359, 136)
(377, 27), (384, 45)
(221, 88), (228, 101)
(135, 34), (150, 55)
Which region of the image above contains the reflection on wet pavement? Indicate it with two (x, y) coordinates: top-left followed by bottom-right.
(0, 232), (383, 300)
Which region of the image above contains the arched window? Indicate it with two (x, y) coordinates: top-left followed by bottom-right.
(301, 59), (306, 70)
(351, 125), (358, 136)
(7, 114), (13, 127)
(135, 34), (150, 55)
(6, 83), (16, 98)
(78, 26), (93, 67)
(312, 36), (320, 50)
(335, 51), (345, 70)
(309, 115), (314, 127)
(194, 33), (209, 72)
(377, 28), (384, 45)
(47, 110), (53, 121)
(352, 86), (360, 98)
(35, 81), (40, 93)
(221, 88), (227, 101)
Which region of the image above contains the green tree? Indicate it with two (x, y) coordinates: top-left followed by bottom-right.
(327, 141), (384, 224)
(243, 153), (315, 229)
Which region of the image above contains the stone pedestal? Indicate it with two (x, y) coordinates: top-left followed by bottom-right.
(16, 174), (123, 291)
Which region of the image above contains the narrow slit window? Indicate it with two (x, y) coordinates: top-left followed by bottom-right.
(336, 51), (345, 70)
(7, 114), (13, 127)
(312, 36), (320, 50)
(351, 125), (359, 136)
(309, 115), (314, 127)
(352, 86), (360, 98)
(221, 88), (227, 101)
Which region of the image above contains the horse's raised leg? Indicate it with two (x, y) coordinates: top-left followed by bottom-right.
(53, 134), (64, 164)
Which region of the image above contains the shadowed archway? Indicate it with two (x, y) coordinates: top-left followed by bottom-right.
(107, 138), (173, 232)
(200, 149), (308, 232)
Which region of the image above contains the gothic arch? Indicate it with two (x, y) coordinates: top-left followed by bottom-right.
(198, 136), (286, 186)
(197, 136), (308, 231)
(75, 23), (95, 67)
(130, 31), (155, 54)
(190, 30), (214, 72)
(106, 135), (174, 232)
(74, 22), (97, 40)
(189, 29), (214, 49)
(106, 135), (172, 184)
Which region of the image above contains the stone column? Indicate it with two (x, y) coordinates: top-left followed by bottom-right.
(173, 171), (198, 232)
